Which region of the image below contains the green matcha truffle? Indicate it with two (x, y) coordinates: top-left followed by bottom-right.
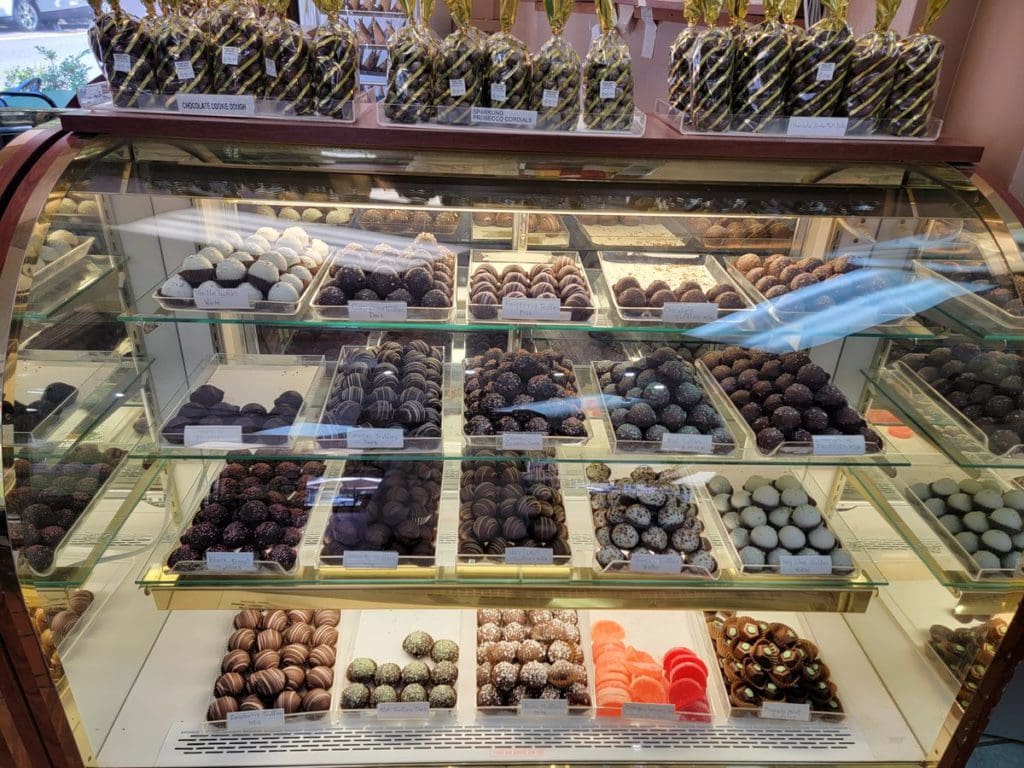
(346, 657), (377, 683)
(401, 660), (431, 685)
(431, 638), (460, 663)
(429, 684), (457, 708)
(374, 662), (402, 686)
(371, 685), (399, 705)
(400, 683), (428, 702)
(341, 683), (371, 708)
(402, 631), (435, 658)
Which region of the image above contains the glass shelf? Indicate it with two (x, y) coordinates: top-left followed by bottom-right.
(14, 260), (116, 322)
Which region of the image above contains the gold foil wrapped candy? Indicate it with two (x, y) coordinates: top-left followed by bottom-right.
(732, 0), (791, 132)
(583, 0), (633, 130)
(785, 0), (854, 117)
(484, 0), (532, 111)
(262, 0), (315, 114)
(884, 0), (949, 137)
(312, 0), (358, 119)
(667, 0), (702, 119)
(151, 0), (212, 105)
(385, 0), (438, 123)
(689, 0), (735, 132)
(840, 0), (900, 131)
(211, 0), (264, 96)
(532, 0), (580, 130)
(437, 0), (486, 124)
(107, 0), (157, 107)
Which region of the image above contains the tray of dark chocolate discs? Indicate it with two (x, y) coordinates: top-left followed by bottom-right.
(466, 251), (597, 326)
(314, 343), (445, 451)
(591, 352), (743, 456)
(585, 463), (728, 579)
(597, 251), (754, 324)
(690, 471), (859, 579)
(157, 353), (324, 452)
(316, 459), (442, 573)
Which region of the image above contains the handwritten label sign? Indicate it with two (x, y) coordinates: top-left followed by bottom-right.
(505, 547), (554, 565)
(629, 552), (682, 574)
(660, 432), (714, 454)
(787, 116), (849, 138)
(227, 708), (285, 730)
(622, 702), (678, 721)
(183, 425), (243, 447)
(193, 283), (253, 310)
(519, 698), (568, 716)
(812, 434), (865, 455)
(176, 93), (256, 116)
(501, 296), (561, 320)
(376, 701), (430, 719)
(343, 550), (400, 569)
(349, 301), (408, 321)
(760, 701), (811, 722)
(502, 432), (544, 450)
(662, 302), (718, 323)
(779, 554), (833, 575)
(471, 106), (538, 128)
(347, 428), (404, 449)
(205, 551), (256, 572)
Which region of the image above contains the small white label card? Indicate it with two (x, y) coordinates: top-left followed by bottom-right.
(376, 701), (430, 719)
(505, 547), (554, 565)
(490, 82), (507, 103)
(811, 434), (865, 455)
(470, 106), (538, 128)
(113, 53), (131, 72)
(815, 62), (837, 81)
(347, 427), (405, 449)
(621, 702), (678, 721)
(501, 296), (561, 320)
(449, 77), (466, 96)
(787, 116), (850, 138)
(176, 93), (256, 116)
(662, 302), (718, 323)
(501, 431), (544, 450)
(349, 300), (408, 321)
(600, 80), (616, 100)
(222, 46), (240, 65)
(205, 551), (256, 572)
(660, 432), (714, 454)
(192, 283), (253, 310)
(779, 554), (833, 576)
(264, 57), (278, 77)
(519, 698), (568, 716)
(629, 551), (682, 574)
(183, 425), (243, 447)
(760, 701), (811, 722)
(77, 81), (111, 107)
(227, 708), (285, 730)
(343, 550), (401, 569)
(542, 88), (559, 108)
(639, 6), (657, 59)
(174, 59), (196, 81)
(2, 424), (13, 443)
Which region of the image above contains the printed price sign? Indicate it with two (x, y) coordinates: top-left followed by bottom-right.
(779, 555), (833, 575)
(622, 702), (677, 721)
(113, 53), (131, 72)
(470, 106), (538, 127)
(505, 547), (554, 565)
(347, 428), (404, 449)
(349, 301), (408, 321)
(449, 77), (466, 97)
(501, 296), (560, 320)
(812, 434), (865, 455)
(183, 425), (243, 447)
(490, 82), (507, 103)
(227, 708), (285, 730)
(660, 432), (713, 454)
(761, 701), (811, 722)
(519, 698), (568, 716)
(174, 59), (195, 81)
(815, 62), (837, 81)
(177, 93), (256, 116)
(787, 116), (849, 138)
(193, 284), (253, 310)
(344, 550), (401, 569)
(206, 551), (256, 572)
(222, 46), (240, 65)
(662, 302), (718, 323)
(629, 552), (682, 574)
(502, 432), (544, 450)
(599, 80), (616, 100)
(264, 57), (278, 77)
(377, 701), (430, 719)
(542, 89), (559, 108)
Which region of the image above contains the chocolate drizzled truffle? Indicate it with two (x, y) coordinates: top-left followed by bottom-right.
(468, 258), (594, 322)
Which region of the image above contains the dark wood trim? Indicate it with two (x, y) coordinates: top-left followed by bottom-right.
(59, 108), (985, 165)
(938, 594), (1024, 768)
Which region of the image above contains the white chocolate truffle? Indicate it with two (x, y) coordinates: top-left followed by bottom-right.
(268, 281), (300, 302)
(260, 250), (289, 272)
(278, 207), (301, 221)
(275, 235), (303, 254)
(248, 259), (280, 286)
(326, 208), (351, 225)
(232, 250), (255, 266)
(57, 198), (78, 214)
(288, 265), (314, 286)
(160, 274), (194, 298)
(197, 246), (225, 264)
(278, 273), (304, 292)
(276, 247), (300, 268)
(254, 205), (276, 218)
(255, 226), (280, 243)
(216, 258), (247, 283)
(77, 199), (99, 215)
(47, 229), (78, 246)
(282, 226), (309, 246)
(301, 208), (323, 222)
(239, 282), (263, 304)
(309, 238), (328, 257)
(241, 235), (270, 255)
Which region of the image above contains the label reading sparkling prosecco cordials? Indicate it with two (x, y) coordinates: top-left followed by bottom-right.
(600, 80), (616, 100)
(760, 701), (811, 722)
(176, 94), (256, 116)
(779, 554), (833, 575)
(77, 81), (111, 107)
(227, 708), (285, 730)
(501, 296), (561, 320)
(501, 431), (544, 450)
(449, 77), (466, 97)
(376, 701), (430, 719)
(505, 547), (554, 565)
(264, 57), (278, 77)
(343, 550), (401, 569)
(183, 425), (243, 447)
(490, 82), (507, 103)
(812, 434), (865, 455)
(787, 116), (850, 138)
(113, 53), (131, 72)
(662, 302), (718, 324)
(222, 46), (240, 65)
(815, 62), (837, 81)
(660, 432), (714, 454)
(470, 107), (538, 127)
(622, 702), (678, 721)
(174, 59), (196, 81)
(542, 89), (559, 108)
(347, 427), (404, 449)
(519, 698), (568, 716)
(193, 283), (253, 310)
(629, 552), (682, 574)
(349, 300), (408, 321)
(206, 550), (256, 572)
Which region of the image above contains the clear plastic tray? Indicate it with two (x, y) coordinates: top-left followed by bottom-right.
(349, 208), (465, 240)
(470, 215), (571, 248)
(591, 361), (741, 456)
(698, 611), (847, 722)
(597, 252), (754, 324)
(9, 354), (111, 444)
(20, 236), (98, 294)
(112, 88), (368, 123)
(377, 102), (646, 137)
(459, 361), (592, 450)
(671, 215), (797, 254)
(654, 98), (942, 142)
(686, 469), (860, 579)
(156, 353), (324, 451)
(574, 217), (691, 250)
(696, 360), (884, 458)
(913, 259), (1024, 334)
(466, 250), (597, 325)
(337, 609), (462, 720)
(314, 346), (445, 451)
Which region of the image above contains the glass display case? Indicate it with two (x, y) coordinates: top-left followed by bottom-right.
(1, 125), (1022, 768)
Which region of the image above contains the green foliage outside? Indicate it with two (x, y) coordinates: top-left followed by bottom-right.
(2, 46), (91, 90)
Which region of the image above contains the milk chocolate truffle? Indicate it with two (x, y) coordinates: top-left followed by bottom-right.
(612, 267), (745, 317)
(469, 260), (594, 321)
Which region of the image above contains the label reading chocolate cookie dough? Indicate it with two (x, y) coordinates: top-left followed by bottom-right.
(205, 551), (256, 572)
(377, 701), (430, 719)
(812, 434), (865, 455)
(490, 82), (507, 103)
(347, 427), (404, 449)
(662, 302), (718, 324)
(349, 300), (408, 321)
(815, 62), (837, 81)
(183, 425), (243, 448)
(660, 432), (714, 454)
(113, 53), (131, 72)
(779, 554), (832, 575)
(760, 701), (811, 722)
(542, 89), (559, 108)
(501, 296), (561, 320)
(600, 80), (616, 100)
(343, 550), (400, 569)
(505, 547), (554, 565)
(629, 552), (682, 574)
(174, 59), (195, 81)
(193, 284), (253, 310)
(787, 116), (849, 138)
(519, 698), (568, 716)
(622, 702), (677, 721)
(221, 46), (240, 65)
(449, 77), (466, 97)
(501, 431), (544, 450)
(227, 708), (285, 730)
(177, 93), (256, 116)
